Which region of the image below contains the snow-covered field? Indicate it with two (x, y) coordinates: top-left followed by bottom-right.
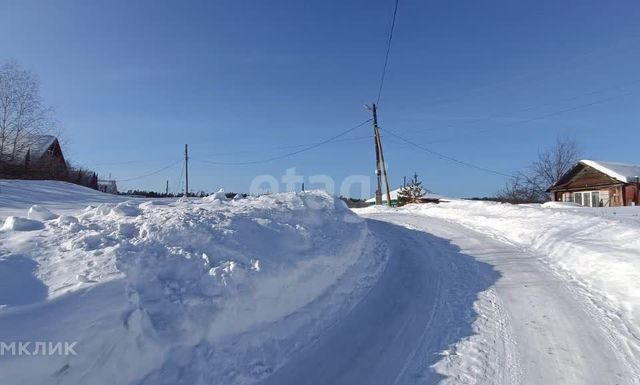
(2, 180), (640, 384)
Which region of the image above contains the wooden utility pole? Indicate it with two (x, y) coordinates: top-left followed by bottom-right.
(184, 144), (189, 198)
(370, 104), (392, 206)
(372, 104), (383, 205)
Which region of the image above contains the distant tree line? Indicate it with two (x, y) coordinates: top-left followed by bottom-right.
(120, 190), (246, 199)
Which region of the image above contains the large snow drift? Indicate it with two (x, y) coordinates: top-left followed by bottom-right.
(0, 182), (383, 385)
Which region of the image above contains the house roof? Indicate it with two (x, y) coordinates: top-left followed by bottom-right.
(365, 187), (449, 203)
(579, 160), (640, 184)
(1, 134), (59, 162)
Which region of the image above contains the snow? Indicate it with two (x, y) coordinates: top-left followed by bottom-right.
(540, 201), (583, 208)
(0, 179), (132, 221)
(27, 205), (59, 220)
(3, 179), (640, 384)
(580, 160), (640, 183)
(1, 216), (44, 231)
(0, 180), (382, 385)
(357, 203), (640, 383)
(362, 201), (640, 368)
(203, 188), (227, 201)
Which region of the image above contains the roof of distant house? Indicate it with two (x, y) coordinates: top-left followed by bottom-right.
(580, 160), (640, 184)
(1, 134), (59, 162)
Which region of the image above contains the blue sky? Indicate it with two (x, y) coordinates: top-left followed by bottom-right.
(2, 0), (639, 198)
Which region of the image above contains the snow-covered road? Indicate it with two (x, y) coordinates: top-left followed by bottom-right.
(262, 211), (640, 384)
(260, 218), (497, 384)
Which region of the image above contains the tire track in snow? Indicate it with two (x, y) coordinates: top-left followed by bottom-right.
(259, 217), (500, 385)
(376, 212), (639, 384)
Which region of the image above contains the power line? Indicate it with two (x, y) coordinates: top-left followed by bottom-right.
(202, 135), (374, 158)
(469, 87), (640, 136)
(379, 127), (515, 178)
(193, 119), (372, 166)
(400, 84), (640, 145)
(90, 159), (166, 167)
(376, 0), (400, 105)
(416, 34), (640, 110)
(115, 160), (182, 182)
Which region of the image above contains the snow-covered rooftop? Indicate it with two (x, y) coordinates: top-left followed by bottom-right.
(0, 134), (58, 162)
(580, 160), (640, 184)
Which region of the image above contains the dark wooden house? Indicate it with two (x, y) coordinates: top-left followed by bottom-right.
(0, 134), (68, 179)
(547, 160), (640, 207)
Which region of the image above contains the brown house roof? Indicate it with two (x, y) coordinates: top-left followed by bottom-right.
(548, 160), (640, 192)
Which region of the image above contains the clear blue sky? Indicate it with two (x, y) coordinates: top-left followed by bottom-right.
(2, 0), (639, 197)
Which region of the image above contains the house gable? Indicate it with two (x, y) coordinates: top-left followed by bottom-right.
(549, 163), (621, 192)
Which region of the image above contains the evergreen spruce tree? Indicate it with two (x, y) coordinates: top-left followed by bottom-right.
(397, 173), (425, 205)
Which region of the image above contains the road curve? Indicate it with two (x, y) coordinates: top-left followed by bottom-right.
(259, 218), (501, 385)
(367, 212), (640, 385)
(259, 212), (640, 384)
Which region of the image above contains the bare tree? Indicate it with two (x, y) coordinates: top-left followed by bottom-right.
(0, 60), (53, 162)
(499, 137), (580, 203)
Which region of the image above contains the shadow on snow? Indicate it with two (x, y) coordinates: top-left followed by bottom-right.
(259, 218), (500, 385)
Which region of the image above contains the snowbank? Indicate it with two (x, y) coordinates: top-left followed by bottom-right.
(27, 205), (59, 221)
(0, 184), (381, 385)
(391, 201), (640, 334)
(540, 201), (583, 208)
(0, 179), (127, 220)
(1, 216), (44, 231)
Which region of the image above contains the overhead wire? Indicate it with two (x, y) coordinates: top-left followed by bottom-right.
(202, 135), (374, 158)
(376, 0), (400, 105)
(416, 34), (640, 110)
(379, 127), (515, 178)
(193, 119), (372, 166)
(427, 86), (640, 143)
(114, 160), (182, 182)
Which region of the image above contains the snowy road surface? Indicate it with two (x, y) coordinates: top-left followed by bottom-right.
(262, 212), (640, 384)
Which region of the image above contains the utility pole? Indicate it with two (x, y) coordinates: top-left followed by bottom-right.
(372, 104), (383, 205)
(370, 104), (392, 206)
(184, 144), (189, 198)
(165, 180), (169, 195)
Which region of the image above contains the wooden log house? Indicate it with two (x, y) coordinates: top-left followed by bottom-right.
(547, 160), (640, 207)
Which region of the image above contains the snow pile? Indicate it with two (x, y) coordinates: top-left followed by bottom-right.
(0, 184), (381, 385)
(394, 201), (640, 332)
(540, 201), (582, 208)
(203, 188), (227, 202)
(27, 205), (59, 221)
(1, 216), (44, 231)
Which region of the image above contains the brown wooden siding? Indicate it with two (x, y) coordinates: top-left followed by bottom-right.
(557, 166), (619, 190)
(625, 185), (638, 206)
